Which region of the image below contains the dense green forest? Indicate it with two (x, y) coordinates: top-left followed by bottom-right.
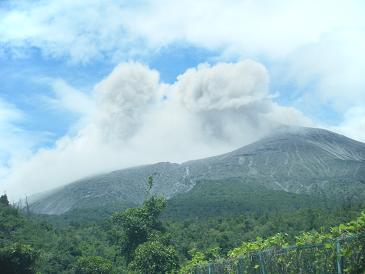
(1, 178), (365, 273)
(39, 178), (339, 225)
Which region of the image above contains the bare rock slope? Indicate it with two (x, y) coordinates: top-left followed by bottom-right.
(30, 127), (365, 215)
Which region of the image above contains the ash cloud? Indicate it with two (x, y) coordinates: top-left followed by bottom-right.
(1, 60), (312, 200)
(93, 63), (160, 141)
(176, 61), (269, 112)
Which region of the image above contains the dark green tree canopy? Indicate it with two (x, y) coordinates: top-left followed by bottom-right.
(112, 196), (166, 261)
(129, 240), (179, 274)
(0, 194), (10, 206)
(74, 256), (112, 274)
(0, 243), (38, 274)
(111, 176), (180, 273)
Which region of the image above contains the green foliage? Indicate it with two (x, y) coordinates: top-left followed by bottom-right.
(111, 176), (180, 273)
(0, 199), (124, 273)
(146, 175), (154, 194)
(184, 211), (365, 274)
(295, 230), (331, 246)
(0, 243), (38, 274)
(228, 233), (289, 258)
(112, 196), (167, 261)
(1, 177), (365, 273)
(130, 240), (179, 274)
(178, 249), (208, 274)
(0, 204), (24, 239)
(164, 205), (363, 260)
(0, 194), (10, 206)
(164, 179), (331, 220)
(331, 212), (365, 274)
(331, 211), (365, 236)
(74, 256), (113, 274)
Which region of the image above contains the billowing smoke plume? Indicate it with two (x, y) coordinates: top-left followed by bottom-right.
(93, 63), (160, 141)
(177, 61), (269, 111)
(1, 60), (312, 199)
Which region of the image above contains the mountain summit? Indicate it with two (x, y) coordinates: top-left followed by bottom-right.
(30, 127), (365, 215)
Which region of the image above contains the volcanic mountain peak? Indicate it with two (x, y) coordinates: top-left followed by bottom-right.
(29, 127), (365, 215)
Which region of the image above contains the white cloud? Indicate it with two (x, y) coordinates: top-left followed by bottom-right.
(0, 99), (22, 124)
(0, 99), (44, 178)
(1, 1), (364, 62)
(122, 0), (364, 58)
(283, 30), (365, 111)
(332, 107), (365, 142)
(0, 0), (131, 63)
(0, 100), (27, 164)
(0, 100), (23, 165)
(37, 79), (94, 115)
(1, 61), (312, 199)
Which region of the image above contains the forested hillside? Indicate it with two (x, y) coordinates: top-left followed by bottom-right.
(1, 183), (364, 274)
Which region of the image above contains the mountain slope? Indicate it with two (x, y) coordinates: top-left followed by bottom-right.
(163, 178), (332, 220)
(30, 127), (365, 215)
(186, 127), (365, 194)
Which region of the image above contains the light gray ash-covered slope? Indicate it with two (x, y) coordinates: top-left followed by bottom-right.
(30, 127), (365, 215)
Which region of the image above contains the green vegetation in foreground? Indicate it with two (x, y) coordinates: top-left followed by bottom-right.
(1, 177), (365, 273)
(181, 213), (365, 273)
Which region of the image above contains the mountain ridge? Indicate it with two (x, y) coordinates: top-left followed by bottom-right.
(29, 127), (365, 215)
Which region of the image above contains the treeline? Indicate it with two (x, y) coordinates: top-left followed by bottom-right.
(1, 184), (364, 273)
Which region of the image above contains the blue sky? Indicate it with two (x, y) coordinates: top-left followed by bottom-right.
(1, 0), (365, 198)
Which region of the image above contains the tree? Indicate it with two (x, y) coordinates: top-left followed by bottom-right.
(0, 194), (10, 206)
(129, 240), (179, 274)
(112, 196), (166, 262)
(0, 243), (38, 274)
(146, 175), (154, 195)
(74, 256), (113, 274)
(112, 176), (180, 273)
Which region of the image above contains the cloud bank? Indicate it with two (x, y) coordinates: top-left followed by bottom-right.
(2, 0), (363, 62)
(1, 60), (311, 199)
(1, 0), (364, 144)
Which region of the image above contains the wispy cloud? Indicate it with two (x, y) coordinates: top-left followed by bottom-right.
(0, 99), (26, 164)
(0, 99), (47, 176)
(333, 107), (365, 142)
(0, 0), (133, 63)
(39, 78), (94, 115)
